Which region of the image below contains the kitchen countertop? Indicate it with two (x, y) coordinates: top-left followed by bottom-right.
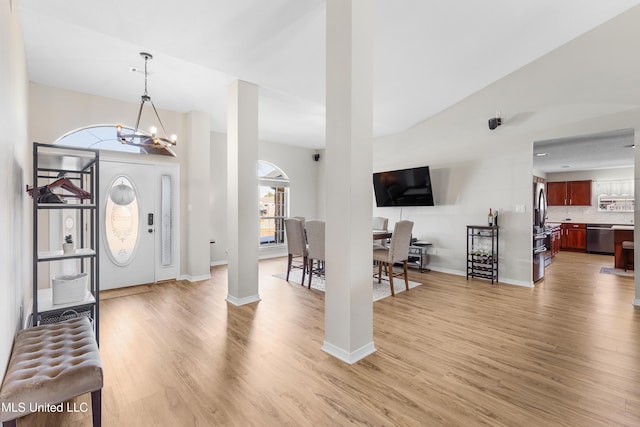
(612, 225), (634, 230)
(547, 221), (634, 226)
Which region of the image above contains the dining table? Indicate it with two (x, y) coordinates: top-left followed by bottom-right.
(373, 229), (392, 240)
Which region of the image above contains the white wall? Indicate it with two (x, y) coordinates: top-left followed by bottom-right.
(209, 133), (319, 264)
(183, 111), (211, 281)
(0, 0), (29, 379)
(372, 143), (533, 285)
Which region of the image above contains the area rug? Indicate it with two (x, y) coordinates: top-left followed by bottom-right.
(600, 267), (635, 278)
(274, 270), (422, 301)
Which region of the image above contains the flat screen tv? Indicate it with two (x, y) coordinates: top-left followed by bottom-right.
(373, 166), (435, 207)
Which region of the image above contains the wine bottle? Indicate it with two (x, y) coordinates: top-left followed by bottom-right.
(488, 208), (494, 226)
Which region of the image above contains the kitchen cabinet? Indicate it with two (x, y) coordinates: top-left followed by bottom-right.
(547, 180), (592, 206)
(561, 223), (587, 251)
(613, 227), (634, 270)
(550, 226), (561, 256)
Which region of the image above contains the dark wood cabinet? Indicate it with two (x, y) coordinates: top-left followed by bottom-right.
(561, 223), (587, 251)
(568, 181), (591, 205)
(550, 227), (561, 256)
(547, 180), (591, 206)
(614, 228), (634, 270)
(547, 182), (567, 206)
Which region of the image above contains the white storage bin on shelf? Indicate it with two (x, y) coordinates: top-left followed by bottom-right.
(52, 272), (88, 305)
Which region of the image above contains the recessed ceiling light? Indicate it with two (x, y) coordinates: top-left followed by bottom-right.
(535, 152), (549, 157)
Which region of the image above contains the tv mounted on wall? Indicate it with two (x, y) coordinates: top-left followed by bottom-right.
(373, 166), (435, 207)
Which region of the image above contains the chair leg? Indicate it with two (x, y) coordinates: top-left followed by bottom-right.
(388, 262), (395, 296)
(286, 254), (293, 281)
(92, 389), (102, 427)
(301, 256), (307, 285)
(403, 260), (409, 291)
(377, 262), (382, 283)
(308, 258), (313, 288)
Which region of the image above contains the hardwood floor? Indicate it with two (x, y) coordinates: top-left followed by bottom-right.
(19, 252), (640, 426)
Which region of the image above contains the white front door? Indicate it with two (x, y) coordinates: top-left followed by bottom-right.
(100, 161), (155, 289)
(99, 160), (179, 290)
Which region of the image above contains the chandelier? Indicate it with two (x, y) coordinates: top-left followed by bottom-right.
(117, 52), (177, 154)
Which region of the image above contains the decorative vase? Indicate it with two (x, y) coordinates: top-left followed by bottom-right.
(62, 242), (74, 254)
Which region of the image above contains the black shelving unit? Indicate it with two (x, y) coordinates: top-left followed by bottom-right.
(30, 143), (100, 343)
(466, 225), (499, 284)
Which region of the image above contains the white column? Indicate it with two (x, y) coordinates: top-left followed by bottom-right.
(185, 111), (212, 281)
(227, 80), (260, 305)
(322, 0), (374, 363)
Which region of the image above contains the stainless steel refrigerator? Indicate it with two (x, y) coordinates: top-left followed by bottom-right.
(533, 181), (547, 282)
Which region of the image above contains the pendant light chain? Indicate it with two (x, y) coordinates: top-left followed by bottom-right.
(143, 54), (149, 97)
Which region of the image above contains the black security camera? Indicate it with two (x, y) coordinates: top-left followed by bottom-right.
(488, 117), (502, 130)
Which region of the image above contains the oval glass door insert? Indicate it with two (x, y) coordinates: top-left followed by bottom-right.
(105, 176), (139, 266)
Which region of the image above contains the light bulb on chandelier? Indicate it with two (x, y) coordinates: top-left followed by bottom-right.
(116, 52), (177, 156)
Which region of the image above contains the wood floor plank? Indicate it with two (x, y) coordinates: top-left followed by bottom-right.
(17, 251), (640, 426)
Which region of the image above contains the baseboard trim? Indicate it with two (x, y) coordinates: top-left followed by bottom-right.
(427, 266), (466, 277)
(259, 252), (287, 260)
(501, 278), (534, 288)
(427, 266), (533, 288)
(226, 294), (261, 306)
(180, 274), (212, 282)
(321, 340), (376, 364)
(210, 260), (228, 267)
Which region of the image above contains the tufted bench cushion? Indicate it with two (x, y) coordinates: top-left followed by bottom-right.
(0, 317), (102, 424)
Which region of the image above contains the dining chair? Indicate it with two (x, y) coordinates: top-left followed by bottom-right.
(284, 218), (308, 285)
(373, 220), (414, 296)
(293, 216), (307, 242)
(372, 216), (389, 249)
(305, 220), (325, 289)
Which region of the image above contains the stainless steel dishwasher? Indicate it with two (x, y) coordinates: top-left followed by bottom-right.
(586, 224), (614, 254)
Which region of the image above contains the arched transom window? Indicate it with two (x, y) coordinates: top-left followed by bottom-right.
(54, 124), (175, 156)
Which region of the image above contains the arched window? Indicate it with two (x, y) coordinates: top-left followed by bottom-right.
(258, 161), (289, 246)
(54, 124), (175, 156)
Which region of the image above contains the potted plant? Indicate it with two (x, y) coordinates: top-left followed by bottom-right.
(62, 234), (74, 254)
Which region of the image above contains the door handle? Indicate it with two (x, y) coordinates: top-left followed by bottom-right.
(148, 228), (154, 233)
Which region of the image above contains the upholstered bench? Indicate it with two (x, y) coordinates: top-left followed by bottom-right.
(0, 317), (103, 427)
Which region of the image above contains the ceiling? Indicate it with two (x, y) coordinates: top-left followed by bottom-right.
(18, 0), (640, 149)
(533, 129), (635, 173)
